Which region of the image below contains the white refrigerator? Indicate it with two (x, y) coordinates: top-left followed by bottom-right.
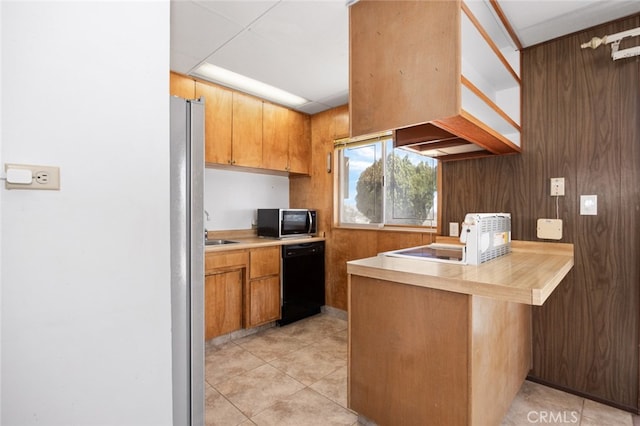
(170, 95), (205, 425)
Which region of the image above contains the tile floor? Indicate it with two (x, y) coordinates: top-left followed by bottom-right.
(205, 312), (638, 426)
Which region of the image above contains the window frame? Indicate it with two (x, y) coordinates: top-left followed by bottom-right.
(333, 133), (441, 232)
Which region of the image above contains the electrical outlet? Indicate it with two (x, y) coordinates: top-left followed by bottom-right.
(5, 164), (60, 190)
(35, 171), (50, 184)
(449, 222), (459, 237)
(550, 177), (565, 196)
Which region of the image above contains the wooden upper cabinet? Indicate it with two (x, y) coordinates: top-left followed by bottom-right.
(232, 92), (263, 168)
(170, 72), (310, 174)
(287, 110), (311, 175)
(333, 104), (349, 139)
(263, 105), (311, 174)
(262, 102), (290, 172)
(195, 81), (233, 165)
(170, 71), (195, 99)
(349, 0), (522, 161)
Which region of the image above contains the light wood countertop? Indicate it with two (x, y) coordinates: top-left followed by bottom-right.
(205, 235), (325, 253)
(346, 241), (574, 305)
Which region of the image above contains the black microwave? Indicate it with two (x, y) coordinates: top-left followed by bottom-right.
(257, 209), (317, 238)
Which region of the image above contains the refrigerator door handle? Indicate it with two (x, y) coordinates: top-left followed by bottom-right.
(170, 96), (205, 426)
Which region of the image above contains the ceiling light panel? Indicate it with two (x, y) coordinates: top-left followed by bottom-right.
(206, 27), (346, 101)
(193, 63), (308, 107)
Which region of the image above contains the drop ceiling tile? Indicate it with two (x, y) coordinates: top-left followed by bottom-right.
(170, 50), (204, 75)
(204, 29), (347, 102)
(170, 1), (242, 70)
(499, 0), (640, 47)
(194, 0), (279, 27)
(316, 90), (349, 108)
(498, 1), (590, 31)
(297, 102), (333, 115)
(249, 0), (348, 57)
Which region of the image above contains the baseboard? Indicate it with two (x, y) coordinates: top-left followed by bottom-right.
(526, 375), (640, 415)
(322, 305), (348, 321)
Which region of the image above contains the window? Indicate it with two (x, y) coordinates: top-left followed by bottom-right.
(336, 135), (438, 227)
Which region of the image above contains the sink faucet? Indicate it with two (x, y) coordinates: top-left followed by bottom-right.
(204, 210), (210, 240)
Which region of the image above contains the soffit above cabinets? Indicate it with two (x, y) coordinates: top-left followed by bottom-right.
(170, 1), (640, 115)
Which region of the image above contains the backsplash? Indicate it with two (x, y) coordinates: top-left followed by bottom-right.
(203, 168), (289, 231)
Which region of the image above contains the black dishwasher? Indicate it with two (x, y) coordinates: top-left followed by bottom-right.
(278, 241), (325, 326)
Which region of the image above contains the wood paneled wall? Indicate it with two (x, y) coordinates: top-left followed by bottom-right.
(441, 15), (640, 411)
(290, 105), (436, 311)
(328, 229), (435, 310)
(291, 106), (345, 309)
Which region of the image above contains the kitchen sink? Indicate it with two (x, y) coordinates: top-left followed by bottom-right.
(205, 239), (239, 246)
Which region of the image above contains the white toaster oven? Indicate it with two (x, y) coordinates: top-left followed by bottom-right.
(459, 213), (511, 265)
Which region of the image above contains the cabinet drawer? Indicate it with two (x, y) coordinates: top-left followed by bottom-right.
(249, 246), (280, 279)
(205, 250), (249, 274)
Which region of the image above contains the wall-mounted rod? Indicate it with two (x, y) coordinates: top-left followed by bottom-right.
(581, 26), (640, 60)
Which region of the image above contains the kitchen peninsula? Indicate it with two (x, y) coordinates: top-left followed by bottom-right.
(346, 241), (574, 426)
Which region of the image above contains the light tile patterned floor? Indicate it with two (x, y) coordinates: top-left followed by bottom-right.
(205, 313), (637, 426)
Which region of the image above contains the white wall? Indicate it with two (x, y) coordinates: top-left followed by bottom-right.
(1, 2), (172, 425)
(204, 168), (289, 231)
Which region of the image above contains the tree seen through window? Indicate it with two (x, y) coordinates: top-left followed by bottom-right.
(339, 139), (437, 226)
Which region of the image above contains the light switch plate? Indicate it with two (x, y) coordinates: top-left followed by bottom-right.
(580, 195), (597, 215)
(449, 222), (459, 237)
(537, 218), (563, 240)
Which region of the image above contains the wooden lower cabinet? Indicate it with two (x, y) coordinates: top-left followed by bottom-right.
(349, 275), (531, 426)
(204, 269), (243, 340)
(205, 246), (281, 339)
(245, 246), (281, 328)
(205, 250), (248, 340)
(245, 276), (280, 327)
(249, 246), (280, 279)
